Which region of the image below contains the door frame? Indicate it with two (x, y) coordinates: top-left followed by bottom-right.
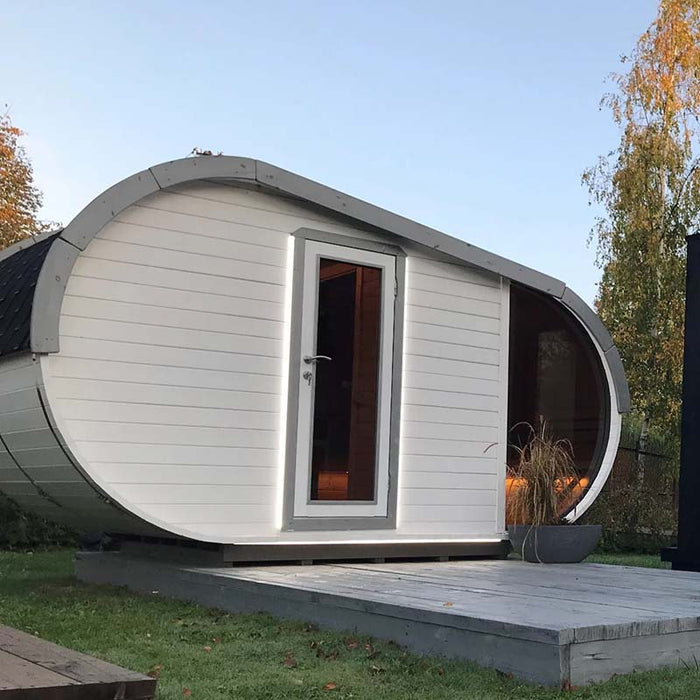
(282, 228), (406, 531)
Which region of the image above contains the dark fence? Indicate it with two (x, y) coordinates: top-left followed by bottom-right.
(584, 425), (678, 552)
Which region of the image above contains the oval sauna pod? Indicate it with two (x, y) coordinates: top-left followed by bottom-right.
(0, 156), (629, 560)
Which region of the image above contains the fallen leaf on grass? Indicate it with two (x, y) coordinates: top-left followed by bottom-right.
(203, 645), (211, 652)
(311, 641), (339, 660)
(182, 689), (192, 697)
(437, 667), (445, 676)
(370, 664), (385, 674)
(323, 682), (337, 691)
(147, 663), (165, 678)
(283, 652), (297, 668)
(364, 643), (379, 659)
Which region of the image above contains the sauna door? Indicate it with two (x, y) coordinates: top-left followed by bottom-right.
(292, 240), (396, 520)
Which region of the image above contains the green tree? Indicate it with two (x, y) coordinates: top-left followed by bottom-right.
(583, 0), (700, 457)
(0, 110), (52, 249)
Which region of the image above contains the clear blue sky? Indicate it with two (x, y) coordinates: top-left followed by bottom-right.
(4, 0), (657, 304)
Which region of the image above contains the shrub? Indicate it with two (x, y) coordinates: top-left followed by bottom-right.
(582, 415), (677, 553)
(0, 494), (77, 550)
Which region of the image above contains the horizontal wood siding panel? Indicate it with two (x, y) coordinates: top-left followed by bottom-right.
(62, 296), (285, 339)
(405, 338), (499, 365)
(401, 421), (499, 442)
(0, 408), (50, 433)
(115, 483), (277, 505)
(402, 388), (499, 412)
(79, 238), (287, 285)
(144, 503), (277, 525)
(55, 398), (280, 429)
(400, 488), (497, 506)
(0, 454), (24, 470)
(56, 337), (282, 376)
(2, 428), (60, 451)
(401, 404), (499, 427)
(60, 317), (283, 357)
(408, 288), (500, 317)
(50, 377), (279, 412)
(51, 358), (282, 392)
(100, 221), (288, 266)
(117, 204), (290, 249)
(77, 443), (278, 467)
(410, 257), (500, 288)
(12, 446), (78, 468)
(410, 272), (502, 302)
(401, 438), (495, 458)
(66, 276), (285, 321)
(400, 504), (495, 523)
(403, 371), (498, 396)
(70, 257), (285, 303)
(135, 187), (373, 243)
(401, 355), (500, 381)
(400, 472), (498, 490)
(408, 322), (500, 350)
(64, 421), (276, 447)
(0, 388), (39, 414)
(96, 463), (279, 487)
(407, 306), (501, 334)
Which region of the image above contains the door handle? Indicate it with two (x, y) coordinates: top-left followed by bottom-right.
(303, 355), (332, 364)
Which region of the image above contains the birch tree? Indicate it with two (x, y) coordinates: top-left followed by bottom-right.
(583, 0), (700, 455)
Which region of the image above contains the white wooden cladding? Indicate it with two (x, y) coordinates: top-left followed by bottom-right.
(37, 181), (510, 542)
(0, 353), (147, 532)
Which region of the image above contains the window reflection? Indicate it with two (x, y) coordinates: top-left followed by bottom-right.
(507, 285), (607, 520)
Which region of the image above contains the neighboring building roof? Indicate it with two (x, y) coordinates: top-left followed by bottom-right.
(0, 232), (61, 357)
(0, 156), (630, 412)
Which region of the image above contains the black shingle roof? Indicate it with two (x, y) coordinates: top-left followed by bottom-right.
(0, 233), (61, 358)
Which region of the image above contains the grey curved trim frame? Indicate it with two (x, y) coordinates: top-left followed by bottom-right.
(29, 156), (629, 413)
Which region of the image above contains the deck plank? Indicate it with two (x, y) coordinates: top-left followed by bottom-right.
(0, 649), (77, 690)
(0, 626), (156, 699)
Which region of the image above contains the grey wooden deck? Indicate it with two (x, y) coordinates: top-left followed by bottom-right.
(76, 552), (700, 687)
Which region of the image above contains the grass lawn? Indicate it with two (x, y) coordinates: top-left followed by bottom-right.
(585, 552), (671, 569)
(0, 550), (697, 699)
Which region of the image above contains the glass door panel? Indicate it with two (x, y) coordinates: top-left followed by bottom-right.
(310, 258), (382, 502)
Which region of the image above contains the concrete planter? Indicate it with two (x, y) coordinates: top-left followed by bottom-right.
(508, 524), (602, 563)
